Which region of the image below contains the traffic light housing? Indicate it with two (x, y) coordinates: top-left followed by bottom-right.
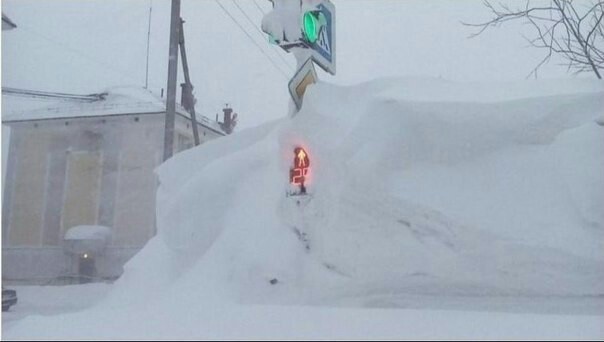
(290, 147), (310, 193)
(302, 10), (326, 44)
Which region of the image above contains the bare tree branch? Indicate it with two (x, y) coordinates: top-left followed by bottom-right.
(463, 0), (604, 79)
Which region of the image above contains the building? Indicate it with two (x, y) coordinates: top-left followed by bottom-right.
(1, 87), (234, 284)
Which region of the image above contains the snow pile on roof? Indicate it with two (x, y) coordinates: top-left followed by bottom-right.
(2, 86), (161, 121)
(1, 93), (70, 117)
(5, 77), (604, 339)
(2, 86), (224, 132)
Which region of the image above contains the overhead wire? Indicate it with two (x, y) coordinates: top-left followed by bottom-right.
(15, 23), (166, 92)
(10, 3), (290, 94)
(252, 0), (267, 15)
(213, 0), (290, 80)
(230, 0), (294, 72)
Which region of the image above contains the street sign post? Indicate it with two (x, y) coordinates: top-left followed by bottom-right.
(288, 57), (318, 111)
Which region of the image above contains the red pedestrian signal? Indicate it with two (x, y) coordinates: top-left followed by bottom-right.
(295, 147), (309, 169)
(290, 147), (310, 192)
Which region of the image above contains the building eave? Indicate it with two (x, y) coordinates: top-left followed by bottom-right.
(2, 111), (227, 136)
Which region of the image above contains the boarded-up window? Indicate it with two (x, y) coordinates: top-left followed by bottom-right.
(61, 151), (102, 234)
(8, 131), (49, 246)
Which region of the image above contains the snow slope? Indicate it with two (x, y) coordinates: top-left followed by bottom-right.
(148, 77), (604, 302)
(4, 77), (604, 339)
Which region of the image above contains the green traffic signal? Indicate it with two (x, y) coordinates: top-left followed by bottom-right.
(303, 11), (319, 43)
(303, 11), (326, 44)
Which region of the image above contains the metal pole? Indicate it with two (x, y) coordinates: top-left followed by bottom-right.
(145, 0), (152, 89)
(163, 0), (180, 161)
(178, 19), (200, 146)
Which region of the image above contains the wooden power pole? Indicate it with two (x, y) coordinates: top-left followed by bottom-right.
(179, 19), (200, 146)
(163, 0), (180, 162)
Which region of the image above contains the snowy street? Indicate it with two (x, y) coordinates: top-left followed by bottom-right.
(3, 284), (604, 339)
(1, 284), (112, 332)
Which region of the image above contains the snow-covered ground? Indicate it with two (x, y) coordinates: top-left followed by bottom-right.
(2, 284), (603, 339)
(1, 284), (112, 331)
(3, 77), (604, 339)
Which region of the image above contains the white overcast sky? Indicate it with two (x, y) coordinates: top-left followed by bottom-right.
(1, 0), (592, 129)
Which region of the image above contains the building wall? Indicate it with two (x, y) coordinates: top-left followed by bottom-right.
(174, 113), (224, 151)
(2, 246), (141, 284)
(2, 125), (11, 202)
(2, 112), (225, 282)
(112, 114), (163, 246)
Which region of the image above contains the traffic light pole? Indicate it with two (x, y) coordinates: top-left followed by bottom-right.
(163, 0), (181, 162)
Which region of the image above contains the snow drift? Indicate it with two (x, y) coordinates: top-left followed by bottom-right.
(5, 77), (604, 339)
(114, 77), (604, 306)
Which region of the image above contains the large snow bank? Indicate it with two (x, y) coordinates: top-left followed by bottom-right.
(5, 77), (604, 339)
(141, 77), (604, 304)
(77, 77), (604, 317)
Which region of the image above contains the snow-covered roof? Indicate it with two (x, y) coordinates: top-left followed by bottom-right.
(2, 86), (225, 134)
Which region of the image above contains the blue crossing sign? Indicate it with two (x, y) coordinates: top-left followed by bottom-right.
(303, 1), (335, 75)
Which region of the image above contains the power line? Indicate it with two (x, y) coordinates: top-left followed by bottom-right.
(215, 0), (290, 78)
(16, 24), (165, 91)
(230, 0), (294, 72)
(252, 0), (267, 16)
(213, 0), (290, 80)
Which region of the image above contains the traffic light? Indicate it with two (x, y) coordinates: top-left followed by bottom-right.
(290, 147), (310, 191)
(302, 10), (326, 44)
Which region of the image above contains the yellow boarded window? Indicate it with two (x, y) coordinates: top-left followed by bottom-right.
(61, 151), (102, 233)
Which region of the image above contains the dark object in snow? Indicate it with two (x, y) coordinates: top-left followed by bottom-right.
(285, 190), (311, 198)
(292, 227), (311, 251)
(269, 278), (278, 285)
(78, 254), (97, 284)
(397, 219), (411, 227)
(2, 287), (17, 312)
(323, 263), (352, 278)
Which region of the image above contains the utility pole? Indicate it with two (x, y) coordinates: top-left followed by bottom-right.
(145, 0), (152, 89)
(163, 0), (180, 162)
(179, 19), (200, 146)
